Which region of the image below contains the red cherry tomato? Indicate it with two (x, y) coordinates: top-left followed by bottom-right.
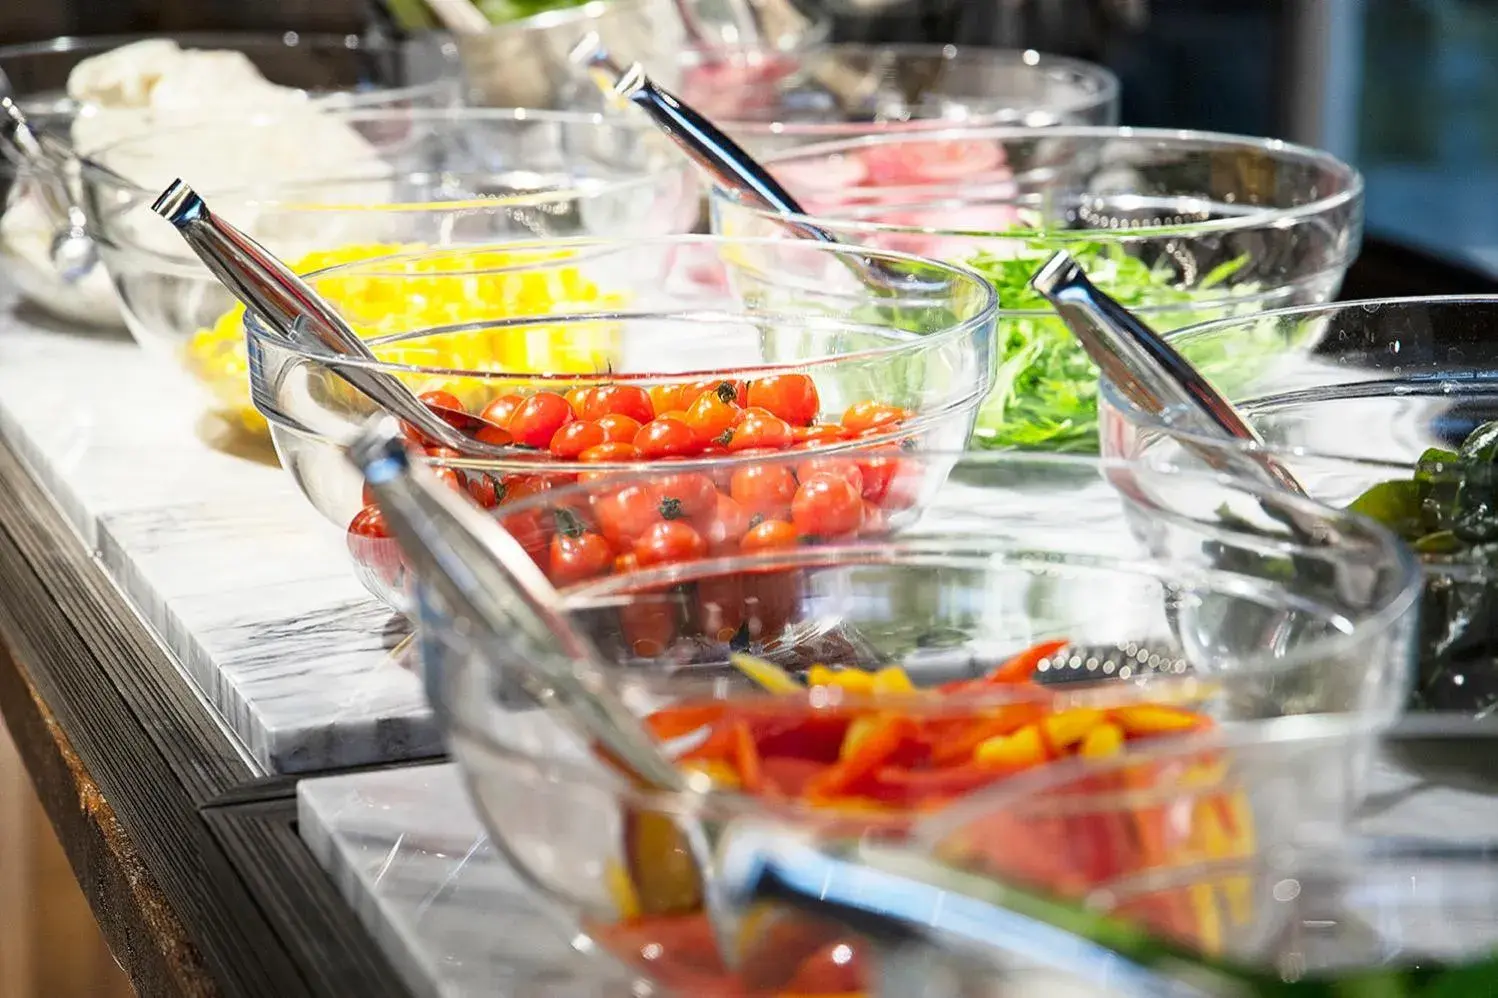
(548, 529), (614, 587)
(694, 574), (745, 642)
(858, 454), (919, 509)
(510, 392), (576, 448)
(634, 520), (708, 568)
(467, 473), (501, 508)
(698, 492), (751, 550)
(578, 441), (641, 463)
(595, 484), (664, 548)
(652, 472), (718, 521)
(683, 389), (739, 446)
(595, 413), (642, 443)
(419, 389), (464, 413)
(684, 379), (746, 408)
(479, 394), (524, 429)
(635, 416), (702, 459)
(548, 420), (607, 459)
(729, 463), (797, 520)
(473, 422), (513, 447)
(347, 504), (390, 539)
(791, 423), (848, 446)
(564, 386), (596, 418)
(498, 473), (551, 506)
(859, 500), (889, 535)
(584, 385), (655, 424)
(727, 408), (793, 452)
(741, 519), (799, 552)
(347, 505), (403, 586)
(792, 473), (865, 537)
(746, 374), (820, 427)
(647, 383), (692, 416)
(841, 401), (907, 435)
(795, 456), (864, 495)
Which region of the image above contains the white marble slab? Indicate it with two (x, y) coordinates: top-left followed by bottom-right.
(0, 281), (436, 774)
(297, 748), (1498, 998)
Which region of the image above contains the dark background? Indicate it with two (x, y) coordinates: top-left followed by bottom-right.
(3, 0), (1496, 294)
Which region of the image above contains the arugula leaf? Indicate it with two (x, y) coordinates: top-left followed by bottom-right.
(962, 238), (1262, 452)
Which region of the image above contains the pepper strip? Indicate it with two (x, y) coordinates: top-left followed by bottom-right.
(805, 716), (917, 801)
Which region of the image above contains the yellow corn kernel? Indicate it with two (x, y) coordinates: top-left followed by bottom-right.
(1078, 720), (1125, 759)
(871, 666), (916, 696)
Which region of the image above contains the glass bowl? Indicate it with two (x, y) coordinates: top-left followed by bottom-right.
(454, 0), (828, 110)
(673, 43), (1120, 157)
(710, 126), (1365, 454)
(77, 107), (700, 435)
(0, 31), (461, 328)
(251, 234), (999, 609)
(414, 450), (1420, 995)
(1098, 296), (1498, 723)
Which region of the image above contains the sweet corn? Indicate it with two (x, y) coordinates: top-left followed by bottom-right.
(182, 241), (629, 435)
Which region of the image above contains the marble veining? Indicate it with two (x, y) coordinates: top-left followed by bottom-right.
(0, 279), (437, 774)
(297, 751), (1498, 998)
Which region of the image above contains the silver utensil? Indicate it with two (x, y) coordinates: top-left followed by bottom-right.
(150, 180), (516, 458)
(0, 95), (100, 283)
(569, 35), (943, 296)
(346, 417), (741, 963)
(1030, 251), (1310, 499)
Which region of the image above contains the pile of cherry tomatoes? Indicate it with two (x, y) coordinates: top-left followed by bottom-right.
(346, 375), (927, 603)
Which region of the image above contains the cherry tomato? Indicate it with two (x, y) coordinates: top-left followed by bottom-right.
(346, 505), (403, 586)
(729, 463), (797, 520)
(497, 506), (552, 566)
(510, 392), (575, 448)
(791, 423), (847, 445)
(858, 454), (918, 509)
(548, 420), (607, 459)
(548, 529), (614, 587)
(693, 574), (744, 643)
(778, 938), (870, 995)
(473, 422), (513, 447)
(684, 379), (746, 408)
(479, 394), (525, 429)
(653, 472), (718, 521)
(683, 389), (739, 446)
(795, 456), (864, 495)
(841, 401), (907, 435)
(595, 413), (642, 443)
(467, 473), (501, 508)
(727, 408), (793, 452)
(498, 473), (551, 506)
(634, 520), (708, 568)
(741, 519), (799, 552)
(635, 416), (702, 459)
(859, 500), (888, 535)
(584, 385), (655, 424)
(698, 492), (751, 550)
(419, 389), (464, 413)
(564, 386), (596, 418)
(595, 484), (664, 548)
(578, 441), (641, 463)
(431, 466), (464, 493)
(347, 504), (390, 539)
(792, 473), (864, 537)
(648, 383), (692, 416)
(746, 374), (819, 427)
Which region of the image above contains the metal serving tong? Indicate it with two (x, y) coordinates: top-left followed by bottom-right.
(345, 417), (743, 962)
(0, 95), (100, 283)
(150, 180), (515, 458)
(568, 34), (945, 297)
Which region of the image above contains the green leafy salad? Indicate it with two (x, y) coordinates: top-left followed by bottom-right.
(966, 241), (1257, 452)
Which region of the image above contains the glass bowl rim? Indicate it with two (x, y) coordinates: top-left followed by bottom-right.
(712, 124), (1365, 241)
(75, 105), (683, 199)
(680, 42), (1121, 137)
(449, 0), (827, 46)
(0, 30), (458, 118)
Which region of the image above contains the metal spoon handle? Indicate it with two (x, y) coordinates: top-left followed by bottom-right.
(1031, 252), (1309, 499)
(349, 419), (690, 792)
(0, 97), (83, 233)
(151, 180), (509, 457)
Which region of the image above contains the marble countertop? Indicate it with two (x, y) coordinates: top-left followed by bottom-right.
(0, 283), (439, 774)
(297, 747), (1498, 998)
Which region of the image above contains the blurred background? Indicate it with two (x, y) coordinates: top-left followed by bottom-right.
(0, 0), (1494, 994)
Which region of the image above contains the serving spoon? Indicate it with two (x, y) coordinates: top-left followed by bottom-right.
(150, 179), (516, 458)
(0, 95), (101, 283)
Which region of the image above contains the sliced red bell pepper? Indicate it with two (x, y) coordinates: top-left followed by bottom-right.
(866, 764), (1017, 805)
(760, 756), (825, 798)
(928, 703), (1047, 766)
(647, 703), (728, 742)
(804, 716), (918, 801)
(988, 638), (1071, 684)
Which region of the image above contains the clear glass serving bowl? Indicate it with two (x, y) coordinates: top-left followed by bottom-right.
(1098, 296), (1498, 723)
(77, 107), (700, 435)
(710, 126), (1365, 454)
(251, 235), (998, 609)
(0, 31), (461, 328)
(415, 450), (1420, 996)
(673, 43), (1120, 157)
(454, 0), (828, 110)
